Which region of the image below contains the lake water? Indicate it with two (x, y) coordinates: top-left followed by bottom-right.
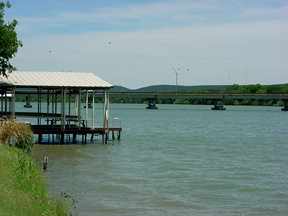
(33, 104), (288, 216)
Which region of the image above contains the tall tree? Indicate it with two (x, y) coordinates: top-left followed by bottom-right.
(0, 1), (22, 77)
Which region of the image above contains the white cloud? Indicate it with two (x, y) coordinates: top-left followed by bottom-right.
(13, 20), (288, 88)
(17, 0), (221, 34)
(60, 0), (217, 20)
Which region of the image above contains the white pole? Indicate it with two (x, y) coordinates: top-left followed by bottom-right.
(92, 90), (95, 129)
(107, 91), (110, 129)
(85, 90), (89, 126)
(77, 90), (81, 127)
(75, 95), (78, 116)
(11, 88), (16, 119)
(103, 91), (107, 129)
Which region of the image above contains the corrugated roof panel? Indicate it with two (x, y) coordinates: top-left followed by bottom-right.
(0, 71), (113, 88)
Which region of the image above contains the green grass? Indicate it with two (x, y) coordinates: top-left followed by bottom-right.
(0, 144), (68, 216)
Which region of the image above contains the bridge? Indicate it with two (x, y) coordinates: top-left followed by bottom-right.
(107, 92), (288, 111)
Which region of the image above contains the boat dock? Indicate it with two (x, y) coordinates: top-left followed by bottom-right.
(0, 71), (122, 144)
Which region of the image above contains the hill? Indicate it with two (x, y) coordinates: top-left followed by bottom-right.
(110, 85), (130, 92)
(134, 85), (229, 93)
(111, 83), (288, 94)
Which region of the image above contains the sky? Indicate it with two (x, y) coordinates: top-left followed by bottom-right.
(5, 0), (288, 88)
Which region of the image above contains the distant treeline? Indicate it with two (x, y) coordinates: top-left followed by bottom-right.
(225, 84), (288, 94)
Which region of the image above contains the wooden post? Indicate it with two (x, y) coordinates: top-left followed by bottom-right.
(61, 88), (66, 143)
(90, 133), (94, 142)
(37, 88), (40, 125)
(105, 133), (108, 144)
(102, 134), (104, 144)
(61, 88), (66, 129)
(67, 90), (71, 142)
(73, 133), (77, 144)
(38, 134), (42, 144)
(112, 131), (115, 140)
(46, 90), (50, 143)
(43, 155), (48, 171)
(117, 131), (121, 141)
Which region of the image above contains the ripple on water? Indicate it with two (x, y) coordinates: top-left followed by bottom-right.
(33, 104), (288, 216)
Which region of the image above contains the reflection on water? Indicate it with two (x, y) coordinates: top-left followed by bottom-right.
(33, 104), (288, 216)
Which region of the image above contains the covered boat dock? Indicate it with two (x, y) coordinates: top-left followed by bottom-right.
(0, 71), (121, 144)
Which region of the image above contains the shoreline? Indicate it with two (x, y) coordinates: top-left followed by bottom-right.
(0, 144), (68, 216)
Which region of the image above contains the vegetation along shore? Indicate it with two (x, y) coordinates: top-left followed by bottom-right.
(0, 121), (68, 216)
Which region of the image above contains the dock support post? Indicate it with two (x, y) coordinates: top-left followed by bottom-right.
(117, 131), (121, 141)
(112, 131), (115, 140)
(60, 132), (65, 144)
(60, 88), (66, 144)
(90, 133), (94, 142)
(72, 133), (77, 144)
(77, 90), (81, 127)
(61, 88), (66, 129)
(105, 133), (108, 144)
(38, 134), (42, 144)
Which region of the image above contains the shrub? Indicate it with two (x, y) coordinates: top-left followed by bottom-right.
(0, 120), (33, 153)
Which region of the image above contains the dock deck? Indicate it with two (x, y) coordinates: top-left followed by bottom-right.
(32, 124), (122, 144)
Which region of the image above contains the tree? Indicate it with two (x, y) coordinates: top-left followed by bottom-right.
(0, 1), (22, 77)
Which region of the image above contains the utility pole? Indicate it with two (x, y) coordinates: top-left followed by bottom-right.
(172, 67), (179, 95)
(175, 71), (179, 95)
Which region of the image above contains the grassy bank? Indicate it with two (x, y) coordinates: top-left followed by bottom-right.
(0, 144), (67, 216)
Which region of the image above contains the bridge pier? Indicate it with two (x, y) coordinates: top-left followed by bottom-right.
(282, 100), (288, 111)
(211, 100), (226, 111)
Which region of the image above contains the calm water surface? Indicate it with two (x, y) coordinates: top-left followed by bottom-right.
(33, 104), (288, 216)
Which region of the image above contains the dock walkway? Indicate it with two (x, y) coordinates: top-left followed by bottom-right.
(32, 124), (122, 144)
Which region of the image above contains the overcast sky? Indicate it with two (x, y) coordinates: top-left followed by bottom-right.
(6, 0), (288, 88)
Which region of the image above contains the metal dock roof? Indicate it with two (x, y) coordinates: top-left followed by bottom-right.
(0, 71), (113, 88)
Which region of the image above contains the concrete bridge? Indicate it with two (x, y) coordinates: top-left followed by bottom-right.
(108, 92), (288, 111)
